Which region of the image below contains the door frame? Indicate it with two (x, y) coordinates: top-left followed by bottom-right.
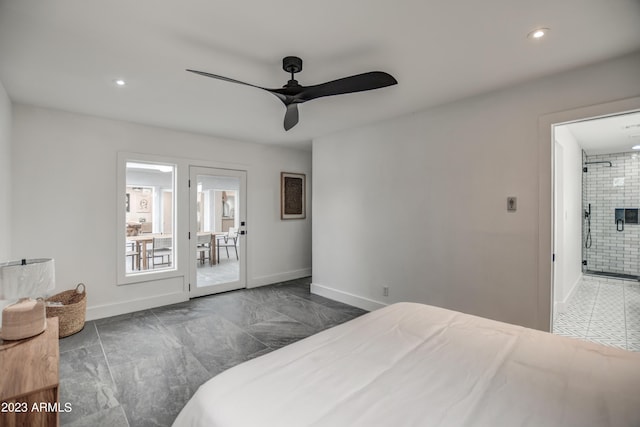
(552, 140), (565, 322)
(189, 166), (247, 297)
(540, 96), (640, 332)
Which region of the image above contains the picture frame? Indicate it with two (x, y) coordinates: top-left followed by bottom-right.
(281, 172), (306, 220)
(137, 194), (151, 213)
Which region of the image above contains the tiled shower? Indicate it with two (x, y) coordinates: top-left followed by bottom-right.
(583, 151), (640, 279)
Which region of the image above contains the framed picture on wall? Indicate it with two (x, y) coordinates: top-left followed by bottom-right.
(281, 172), (306, 220)
(137, 194), (151, 213)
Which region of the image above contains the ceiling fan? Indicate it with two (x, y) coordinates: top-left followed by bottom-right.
(187, 56), (398, 131)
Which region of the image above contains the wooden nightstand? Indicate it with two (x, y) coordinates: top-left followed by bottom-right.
(0, 317), (60, 427)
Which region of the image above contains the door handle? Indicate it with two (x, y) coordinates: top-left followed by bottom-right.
(617, 219), (624, 232)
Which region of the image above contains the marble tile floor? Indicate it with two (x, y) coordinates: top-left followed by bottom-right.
(57, 277), (367, 427)
(553, 274), (640, 351)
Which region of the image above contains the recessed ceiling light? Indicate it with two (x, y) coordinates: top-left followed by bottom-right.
(527, 28), (549, 39)
(632, 145), (640, 150)
(114, 79), (126, 86)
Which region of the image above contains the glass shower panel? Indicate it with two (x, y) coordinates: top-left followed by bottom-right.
(624, 153), (640, 279)
(583, 152), (640, 279)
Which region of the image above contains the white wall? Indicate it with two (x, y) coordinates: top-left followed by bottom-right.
(0, 80), (11, 262)
(553, 126), (583, 311)
(11, 105), (311, 318)
(312, 51), (640, 330)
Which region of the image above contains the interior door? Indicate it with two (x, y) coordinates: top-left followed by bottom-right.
(189, 166), (247, 297)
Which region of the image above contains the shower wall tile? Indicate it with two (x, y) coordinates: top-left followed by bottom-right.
(585, 152), (640, 276)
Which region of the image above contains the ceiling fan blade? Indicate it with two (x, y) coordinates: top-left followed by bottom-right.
(186, 69), (265, 90)
(283, 104), (299, 131)
(186, 69), (288, 103)
(296, 71), (397, 102)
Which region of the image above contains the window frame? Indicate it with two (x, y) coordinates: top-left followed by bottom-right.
(117, 152), (183, 285)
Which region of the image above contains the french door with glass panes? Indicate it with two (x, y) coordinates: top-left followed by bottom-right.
(189, 166), (247, 297)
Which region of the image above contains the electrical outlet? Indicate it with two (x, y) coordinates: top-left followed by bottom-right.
(383, 286), (389, 297)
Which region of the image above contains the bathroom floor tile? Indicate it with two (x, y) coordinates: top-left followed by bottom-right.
(554, 275), (639, 352)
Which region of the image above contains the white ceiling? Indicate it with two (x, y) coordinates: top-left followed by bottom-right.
(1, 1), (639, 150)
(564, 111), (640, 156)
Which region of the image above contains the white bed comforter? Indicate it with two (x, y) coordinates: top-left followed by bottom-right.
(173, 302), (640, 427)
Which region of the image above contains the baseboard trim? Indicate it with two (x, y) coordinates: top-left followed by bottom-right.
(310, 283), (387, 312)
(555, 273), (583, 315)
(248, 268), (312, 288)
(86, 291), (187, 321)
(86, 268), (312, 320)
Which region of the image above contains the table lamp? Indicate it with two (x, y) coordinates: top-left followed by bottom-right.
(0, 258), (55, 340)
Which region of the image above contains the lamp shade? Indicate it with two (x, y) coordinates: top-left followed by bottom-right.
(0, 258), (55, 300)
(0, 259), (55, 330)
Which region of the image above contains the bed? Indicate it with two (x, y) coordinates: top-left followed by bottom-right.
(173, 302), (640, 427)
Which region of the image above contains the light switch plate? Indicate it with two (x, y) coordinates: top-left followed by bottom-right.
(507, 197), (517, 212)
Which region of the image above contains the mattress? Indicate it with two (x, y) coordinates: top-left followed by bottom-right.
(173, 302), (640, 427)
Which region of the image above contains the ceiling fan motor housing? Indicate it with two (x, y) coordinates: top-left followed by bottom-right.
(283, 56), (303, 74)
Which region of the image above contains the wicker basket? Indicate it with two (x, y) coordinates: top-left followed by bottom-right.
(45, 283), (87, 338)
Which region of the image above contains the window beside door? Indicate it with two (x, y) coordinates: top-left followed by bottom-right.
(122, 161), (176, 279)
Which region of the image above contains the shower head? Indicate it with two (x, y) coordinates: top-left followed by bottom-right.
(583, 161), (612, 172)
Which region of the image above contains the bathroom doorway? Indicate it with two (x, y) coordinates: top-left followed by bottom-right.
(552, 110), (640, 350)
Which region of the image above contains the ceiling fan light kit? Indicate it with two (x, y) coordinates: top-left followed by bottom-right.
(187, 56), (397, 131)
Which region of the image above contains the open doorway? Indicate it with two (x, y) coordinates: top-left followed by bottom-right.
(552, 110), (640, 350)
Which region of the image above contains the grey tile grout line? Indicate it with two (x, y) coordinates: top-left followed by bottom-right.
(149, 307), (166, 326)
(152, 296), (274, 359)
(148, 306), (226, 375)
(242, 308), (319, 351)
(120, 406), (130, 427)
(147, 288), (309, 369)
(93, 322), (131, 427)
(215, 288), (321, 347)
(241, 287), (348, 330)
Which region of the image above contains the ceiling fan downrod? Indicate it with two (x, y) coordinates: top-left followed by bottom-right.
(283, 56), (302, 87)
